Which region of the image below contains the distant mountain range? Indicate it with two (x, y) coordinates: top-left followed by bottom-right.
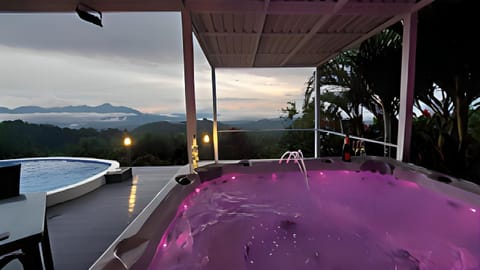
(0, 103), (291, 130)
(0, 103), (142, 115)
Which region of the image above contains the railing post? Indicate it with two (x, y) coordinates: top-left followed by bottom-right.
(314, 66), (321, 158)
(211, 66), (219, 163)
(396, 12), (417, 161)
(181, 9), (197, 172)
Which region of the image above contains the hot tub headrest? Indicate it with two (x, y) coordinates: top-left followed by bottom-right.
(175, 174), (197, 185)
(360, 160), (395, 175)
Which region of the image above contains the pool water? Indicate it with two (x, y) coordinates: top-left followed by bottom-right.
(0, 159), (111, 193)
(149, 170), (480, 270)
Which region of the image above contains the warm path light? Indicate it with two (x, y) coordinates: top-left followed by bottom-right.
(123, 136), (133, 166)
(203, 134), (210, 144)
(123, 137), (132, 147)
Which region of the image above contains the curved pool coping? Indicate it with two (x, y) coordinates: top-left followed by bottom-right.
(1, 157), (120, 207)
(90, 157), (480, 270)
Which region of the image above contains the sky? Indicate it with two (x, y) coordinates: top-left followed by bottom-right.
(0, 12), (313, 121)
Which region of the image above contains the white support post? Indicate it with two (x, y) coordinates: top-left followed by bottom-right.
(182, 10), (197, 172)
(314, 66), (321, 158)
(396, 12), (417, 161)
(211, 66), (219, 163)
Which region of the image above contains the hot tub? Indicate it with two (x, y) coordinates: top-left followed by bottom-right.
(90, 157), (480, 270)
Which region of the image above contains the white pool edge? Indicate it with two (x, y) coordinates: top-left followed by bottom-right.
(47, 157), (119, 207)
(2, 156), (120, 207)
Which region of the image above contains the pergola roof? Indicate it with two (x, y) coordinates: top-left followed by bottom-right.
(1, 0), (432, 68)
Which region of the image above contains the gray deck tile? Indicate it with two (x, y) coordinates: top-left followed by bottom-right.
(45, 166), (180, 270)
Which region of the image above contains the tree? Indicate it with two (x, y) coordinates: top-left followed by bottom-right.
(280, 27), (405, 157)
(356, 28), (402, 157)
(280, 75), (316, 156)
(414, 0), (480, 177)
(316, 50), (368, 136)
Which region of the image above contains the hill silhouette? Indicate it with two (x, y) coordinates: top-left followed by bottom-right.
(0, 117), (290, 165)
(0, 103), (142, 114)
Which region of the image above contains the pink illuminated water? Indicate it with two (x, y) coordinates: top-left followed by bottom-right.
(149, 170), (480, 270)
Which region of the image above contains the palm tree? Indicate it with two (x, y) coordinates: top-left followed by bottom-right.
(316, 50), (368, 136)
(313, 29), (403, 156)
(356, 28), (402, 157)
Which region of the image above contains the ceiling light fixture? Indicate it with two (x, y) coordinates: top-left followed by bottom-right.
(76, 3), (103, 27)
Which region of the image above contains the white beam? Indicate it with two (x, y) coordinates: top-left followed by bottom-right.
(316, 0), (433, 67)
(250, 0), (270, 66)
(269, 2), (413, 16)
(201, 32), (361, 38)
(186, 0), (264, 13)
(192, 27), (215, 68)
(186, 0), (415, 16)
(211, 53), (289, 57)
(280, 0), (349, 66)
(339, 2), (412, 16)
(396, 12), (418, 161)
(314, 67), (322, 158)
(268, 1), (335, 15)
(182, 10), (198, 172)
(211, 67), (219, 163)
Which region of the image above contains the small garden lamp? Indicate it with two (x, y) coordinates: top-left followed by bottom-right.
(123, 136), (132, 147)
(202, 134), (210, 144)
(201, 134), (213, 160)
(123, 136), (132, 166)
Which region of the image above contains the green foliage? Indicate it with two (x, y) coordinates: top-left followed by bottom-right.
(279, 130), (315, 157)
(469, 109), (480, 143)
(278, 28), (403, 158)
(281, 101), (298, 121)
(0, 119), (291, 165)
(0, 120), (188, 166)
(0, 120), (77, 158)
(218, 131), (258, 159)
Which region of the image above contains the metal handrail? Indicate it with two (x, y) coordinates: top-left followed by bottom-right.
(217, 128), (398, 148)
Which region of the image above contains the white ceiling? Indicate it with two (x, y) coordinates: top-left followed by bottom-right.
(0, 0), (433, 68)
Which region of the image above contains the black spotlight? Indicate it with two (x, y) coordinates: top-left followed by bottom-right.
(76, 3), (103, 27)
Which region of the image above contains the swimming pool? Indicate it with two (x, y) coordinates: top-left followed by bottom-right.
(0, 157), (119, 205)
(91, 157), (480, 270)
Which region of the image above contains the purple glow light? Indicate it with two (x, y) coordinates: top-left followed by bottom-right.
(401, 180), (419, 189)
(149, 170), (480, 270)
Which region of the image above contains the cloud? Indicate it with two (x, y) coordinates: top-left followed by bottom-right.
(218, 97), (262, 102)
(0, 12), (183, 64)
(0, 12), (312, 121)
(0, 44), (186, 110)
(0, 112), (134, 123)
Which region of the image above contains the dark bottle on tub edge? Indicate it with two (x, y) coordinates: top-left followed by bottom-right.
(342, 134), (352, 162)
